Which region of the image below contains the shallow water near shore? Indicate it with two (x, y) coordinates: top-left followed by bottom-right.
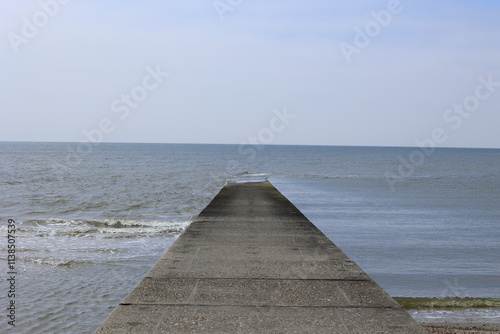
(1, 142), (499, 333)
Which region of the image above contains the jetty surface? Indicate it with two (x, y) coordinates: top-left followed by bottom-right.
(95, 181), (425, 333)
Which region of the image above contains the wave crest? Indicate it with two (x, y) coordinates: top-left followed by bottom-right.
(10, 218), (190, 238)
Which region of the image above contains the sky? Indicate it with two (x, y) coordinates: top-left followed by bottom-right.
(1, 0), (499, 148)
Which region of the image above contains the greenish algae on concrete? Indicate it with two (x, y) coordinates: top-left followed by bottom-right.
(94, 181), (426, 333)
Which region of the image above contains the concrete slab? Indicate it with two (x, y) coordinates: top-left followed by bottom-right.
(121, 278), (399, 308)
(146, 258), (369, 280)
(95, 305), (424, 334)
(159, 245), (348, 261)
(94, 181), (426, 333)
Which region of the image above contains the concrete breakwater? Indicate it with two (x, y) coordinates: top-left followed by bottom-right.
(95, 181), (426, 333)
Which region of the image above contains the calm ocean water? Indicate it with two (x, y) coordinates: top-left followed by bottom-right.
(1, 142), (499, 333)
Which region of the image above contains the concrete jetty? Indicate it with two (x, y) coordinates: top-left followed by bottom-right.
(95, 181), (426, 333)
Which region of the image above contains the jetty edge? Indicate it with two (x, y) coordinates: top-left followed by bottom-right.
(94, 181), (426, 333)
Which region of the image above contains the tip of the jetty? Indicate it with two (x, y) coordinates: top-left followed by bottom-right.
(226, 172), (270, 185)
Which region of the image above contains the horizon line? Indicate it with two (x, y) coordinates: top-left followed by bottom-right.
(1, 140), (499, 150)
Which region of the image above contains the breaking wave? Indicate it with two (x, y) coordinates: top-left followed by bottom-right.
(10, 218), (190, 238)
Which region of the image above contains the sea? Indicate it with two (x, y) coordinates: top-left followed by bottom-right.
(1, 142), (499, 333)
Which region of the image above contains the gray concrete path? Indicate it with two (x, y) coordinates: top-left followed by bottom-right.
(95, 181), (426, 333)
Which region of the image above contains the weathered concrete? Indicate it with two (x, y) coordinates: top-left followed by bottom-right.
(95, 181), (426, 333)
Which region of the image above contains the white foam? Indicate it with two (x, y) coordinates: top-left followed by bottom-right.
(14, 218), (191, 238)
(227, 172), (269, 184)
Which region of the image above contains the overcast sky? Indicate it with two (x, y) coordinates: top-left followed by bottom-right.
(1, 0), (499, 148)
